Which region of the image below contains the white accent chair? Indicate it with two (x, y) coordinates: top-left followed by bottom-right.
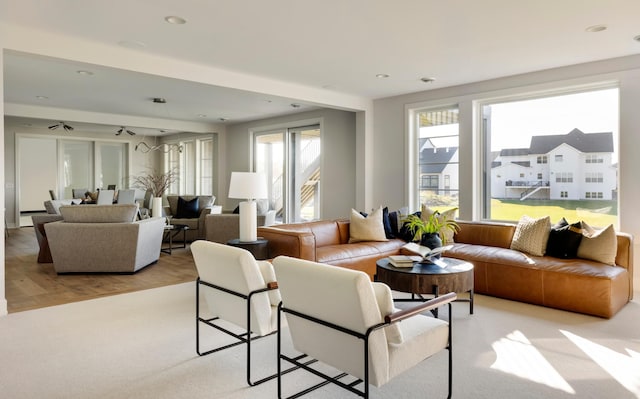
(273, 256), (456, 399)
(116, 189), (136, 204)
(97, 189), (115, 205)
(72, 188), (88, 199)
(191, 240), (283, 386)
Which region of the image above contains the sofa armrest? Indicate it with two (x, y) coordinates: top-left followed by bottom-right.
(205, 214), (241, 243)
(257, 226), (316, 260)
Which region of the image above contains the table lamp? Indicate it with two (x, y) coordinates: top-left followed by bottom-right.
(228, 171), (268, 242)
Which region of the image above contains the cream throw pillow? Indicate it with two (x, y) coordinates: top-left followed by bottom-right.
(349, 207), (388, 243)
(510, 215), (551, 256)
(421, 204), (457, 244)
(577, 222), (617, 265)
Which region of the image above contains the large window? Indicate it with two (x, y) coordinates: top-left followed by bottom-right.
(413, 107), (459, 213)
(163, 136), (216, 195)
(482, 87), (619, 227)
(254, 124), (321, 223)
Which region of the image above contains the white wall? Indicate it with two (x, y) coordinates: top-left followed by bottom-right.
(373, 54), (640, 290)
(224, 108), (357, 220)
(0, 46), (6, 316)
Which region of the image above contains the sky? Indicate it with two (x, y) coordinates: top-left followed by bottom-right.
(488, 88), (619, 160)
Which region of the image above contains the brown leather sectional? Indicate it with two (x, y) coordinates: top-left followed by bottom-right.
(258, 219), (634, 318)
(447, 220), (633, 318)
(258, 219), (405, 279)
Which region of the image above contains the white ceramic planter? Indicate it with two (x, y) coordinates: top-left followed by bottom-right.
(152, 197), (164, 218)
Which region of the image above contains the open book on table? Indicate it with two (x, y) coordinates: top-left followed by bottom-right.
(401, 242), (453, 261)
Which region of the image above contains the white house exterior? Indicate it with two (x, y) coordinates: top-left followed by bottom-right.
(491, 128), (617, 200)
(418, 138), (459, 201)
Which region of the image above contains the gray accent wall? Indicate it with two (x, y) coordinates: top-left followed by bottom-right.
(224, 108), (356, 220)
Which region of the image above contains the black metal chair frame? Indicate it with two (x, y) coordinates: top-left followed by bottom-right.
(277, 292), (456, 399)
(196, 277), (300, 386)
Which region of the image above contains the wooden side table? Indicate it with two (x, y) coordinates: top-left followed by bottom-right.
(226, 238), (269, 260)
(376, 257), (474, 317)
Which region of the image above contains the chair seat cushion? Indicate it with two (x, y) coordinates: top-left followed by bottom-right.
(387, 315), (449, 381)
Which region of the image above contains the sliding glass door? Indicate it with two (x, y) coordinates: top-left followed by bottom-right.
(254, 124), (321, 223)
(60, 140), (93, 199)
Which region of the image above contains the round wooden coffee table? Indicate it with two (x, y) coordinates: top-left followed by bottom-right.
(376, 257), (474, 316)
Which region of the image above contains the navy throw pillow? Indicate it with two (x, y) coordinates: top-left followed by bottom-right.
(382, 207), (395, 239)
(176, 197), (200, 218)
(546, 217), (583, 259)
(398, 211), (421, 242)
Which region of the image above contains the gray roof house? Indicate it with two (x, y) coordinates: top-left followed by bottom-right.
(491, 129), (616, 201)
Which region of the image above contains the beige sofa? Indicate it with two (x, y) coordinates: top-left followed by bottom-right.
(205, 211), (276, 244)
(44, 199), (82, 214)
(164, 195), (216, 242)
(45, 204), (166, 273)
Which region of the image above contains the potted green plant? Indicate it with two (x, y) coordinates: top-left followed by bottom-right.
(403, 208), (460, 248)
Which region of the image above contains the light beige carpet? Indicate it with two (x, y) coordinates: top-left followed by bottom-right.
(0, 282), (638, 399)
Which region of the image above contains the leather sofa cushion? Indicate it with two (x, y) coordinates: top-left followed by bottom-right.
(454, 220), (515, 248)
(446, 243), (626, 279)
(306, 220), (343, 247)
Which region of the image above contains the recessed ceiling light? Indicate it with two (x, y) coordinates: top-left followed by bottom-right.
(376, 74), (389, 78)
(585, 25), (607, 33)
(165, 16), (187, 24)
(420, 77), (436, 83)
(197, 114), (207, 118)
(36, 95), (49, 100)
(76, 70), (93, 76)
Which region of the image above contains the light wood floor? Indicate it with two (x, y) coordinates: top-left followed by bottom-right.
(4, 226), (198, 313)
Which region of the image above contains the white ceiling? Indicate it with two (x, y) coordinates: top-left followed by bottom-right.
(2, 0), (640, 135)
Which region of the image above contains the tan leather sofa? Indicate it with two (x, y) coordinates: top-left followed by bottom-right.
(259, 219), (634, 318)
(257, 219), (406, 279)
(444, 220), (633, 318)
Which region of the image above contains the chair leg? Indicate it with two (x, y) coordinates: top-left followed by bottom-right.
(195, 278), (283, 386)
(448, 302), (453, 399)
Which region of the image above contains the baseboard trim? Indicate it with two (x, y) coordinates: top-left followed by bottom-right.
(0, 297), (8, 317)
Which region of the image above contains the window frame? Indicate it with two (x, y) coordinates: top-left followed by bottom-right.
(475, 81), (619, 224)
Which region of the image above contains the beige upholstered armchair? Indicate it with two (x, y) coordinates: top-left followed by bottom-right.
(191, 240), (282, 386)
(164, 195), (216, 241)
(273, 255), (456, 398)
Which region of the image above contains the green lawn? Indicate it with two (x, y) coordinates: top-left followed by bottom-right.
(490, 199), (617, 227)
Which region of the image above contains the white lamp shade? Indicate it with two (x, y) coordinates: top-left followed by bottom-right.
(228, 172), (268, 200)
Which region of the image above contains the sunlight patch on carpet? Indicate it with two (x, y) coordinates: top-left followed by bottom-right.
(491, 330), (575, 394)
(561, 330), (640, 397)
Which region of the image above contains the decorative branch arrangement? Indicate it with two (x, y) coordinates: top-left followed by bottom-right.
(134, 142), (183, 153)
(131, 168), (179, 197)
